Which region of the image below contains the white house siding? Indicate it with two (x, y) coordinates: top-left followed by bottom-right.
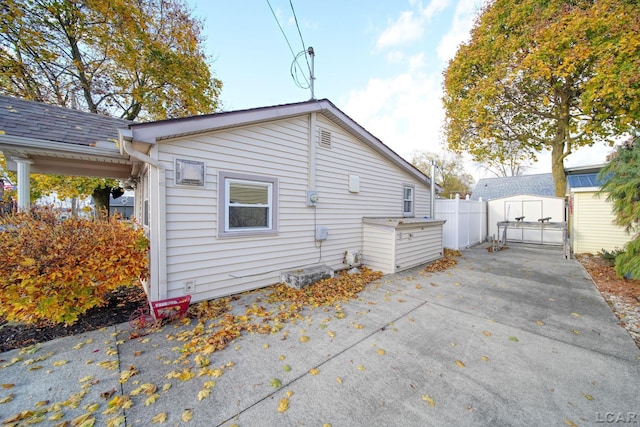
(571, 189), (631, 254)
(154, 114), (433, 302)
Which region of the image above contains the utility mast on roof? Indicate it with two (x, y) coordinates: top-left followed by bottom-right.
(308, 46), (315, 100)
(291, 46), (316, 101)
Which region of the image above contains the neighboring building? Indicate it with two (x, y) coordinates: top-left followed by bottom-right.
(471, 173), (555, 201)
(566, 165), (632, 254)
(0, 96), (444, 304)
(110, 193), (134, 219)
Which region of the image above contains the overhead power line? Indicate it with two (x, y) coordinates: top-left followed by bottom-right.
(289, 0), (311, 75)
(267, 0), (313, 89)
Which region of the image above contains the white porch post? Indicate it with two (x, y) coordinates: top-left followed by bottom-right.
(13, 158), (33, 211)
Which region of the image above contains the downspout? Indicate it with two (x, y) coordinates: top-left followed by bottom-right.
(121, 138), (168, 302)
(430, 160), (436, 219)
(308, 112), (317, 190)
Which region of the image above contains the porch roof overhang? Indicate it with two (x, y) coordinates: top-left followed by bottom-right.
(1, 134), (133, 178)
(0, 95), (135, 179)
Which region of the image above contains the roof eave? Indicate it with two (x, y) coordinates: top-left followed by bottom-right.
(0, 134), (132, 178)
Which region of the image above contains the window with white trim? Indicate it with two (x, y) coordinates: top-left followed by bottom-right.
(218, 172), (278, 236)
(402, 185), (415, 217)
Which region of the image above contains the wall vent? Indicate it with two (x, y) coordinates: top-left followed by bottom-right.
(319, 129), (332, 147)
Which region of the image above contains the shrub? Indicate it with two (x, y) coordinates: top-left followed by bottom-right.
(614, 238), (640, 280)
(0, 208), (148, 325)
(598, 247), (625, 265)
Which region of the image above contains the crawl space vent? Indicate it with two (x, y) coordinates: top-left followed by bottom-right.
(319, 129), (332, 147)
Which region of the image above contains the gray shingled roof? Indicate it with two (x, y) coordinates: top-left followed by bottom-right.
(0, 95), (131, 147)
(471, 173), (555, 200)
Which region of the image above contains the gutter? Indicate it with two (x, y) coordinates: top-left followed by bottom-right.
(120, 132), (168, 302)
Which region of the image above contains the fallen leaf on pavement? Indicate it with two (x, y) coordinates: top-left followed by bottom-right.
(270, 378), (282, 388)
(152, 412), (167, 423)
(182, 409), (193, 422)
(422, 394), (435, 406)
(278, 398), (290, 413)
(197, 389), (210, 401)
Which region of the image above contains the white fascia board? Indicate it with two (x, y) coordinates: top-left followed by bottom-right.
(0, 134), (127, 162)
(129, 102), (326, 145)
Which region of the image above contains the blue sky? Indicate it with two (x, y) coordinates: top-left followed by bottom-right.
(186, 0), (613, 179)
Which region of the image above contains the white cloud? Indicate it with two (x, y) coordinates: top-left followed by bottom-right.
(437, 0), (485, 62)
(377, 11), (424, 49)
(421, 0), (452, 20)
(341, 71), (445, 160)
(377, 0), (452, 50)
(408, 52), (426, 72)
(386, 51), (405, 63)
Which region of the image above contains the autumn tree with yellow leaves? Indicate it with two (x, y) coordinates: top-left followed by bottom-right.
(0, 0), (223, 211)
(443, 0), (640, 196)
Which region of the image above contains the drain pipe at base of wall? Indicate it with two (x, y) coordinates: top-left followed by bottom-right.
(119, 135), (168, 302)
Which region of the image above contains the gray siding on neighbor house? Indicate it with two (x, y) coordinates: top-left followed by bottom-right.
(155, 114), (433, 302)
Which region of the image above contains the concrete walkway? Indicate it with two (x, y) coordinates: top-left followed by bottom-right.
(1, 244), (639, 426)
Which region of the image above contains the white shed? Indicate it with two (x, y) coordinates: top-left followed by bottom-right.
(487, 195), (566, 244)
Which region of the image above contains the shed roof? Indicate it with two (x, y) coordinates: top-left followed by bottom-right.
(471, 173), (555, 200)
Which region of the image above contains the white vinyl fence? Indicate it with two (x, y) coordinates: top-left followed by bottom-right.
(435, 195), (487, 250)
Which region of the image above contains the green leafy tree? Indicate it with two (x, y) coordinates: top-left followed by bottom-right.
(410, 150), (474, 199)
(0, 0), (223, 210)
(597, 135), (640, 279)
(443, 0), (640, 196)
